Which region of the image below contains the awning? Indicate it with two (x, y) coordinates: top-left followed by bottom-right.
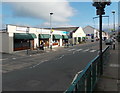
(62, 35), (68, 39)
(78, 37), (81, 40)
(14, 33), (37, 39)
(82, 37), (86, 39)
(53, 34), (62, 39)
(39, 34), (50, 39)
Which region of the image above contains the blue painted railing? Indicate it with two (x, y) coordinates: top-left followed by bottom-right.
(65, 46), (110, 93)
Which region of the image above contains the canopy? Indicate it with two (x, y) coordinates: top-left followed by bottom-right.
(14, 33), (37, 39)
(62, 35), (69, 39)
(53, 34), (62, 39)
(39, 34), (50, 39)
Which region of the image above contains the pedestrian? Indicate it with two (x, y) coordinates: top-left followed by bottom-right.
(41, 42), (44, 50)
(40, 41), (44, 50)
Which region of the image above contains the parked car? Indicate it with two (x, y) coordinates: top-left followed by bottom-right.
(105, 39), (113, 45)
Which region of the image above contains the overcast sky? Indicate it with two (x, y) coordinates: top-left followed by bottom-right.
(1, 0), (119, 31)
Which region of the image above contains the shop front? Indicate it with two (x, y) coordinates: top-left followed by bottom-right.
(78, 37), (81, 44)
(62, 35), (69, 45)
(53, 34), (62, 46)
(82, 37), (86, 42)
(14, 33), (36, 51)
(39, 34), (50, 48)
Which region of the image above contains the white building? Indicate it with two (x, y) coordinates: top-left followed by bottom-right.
(83, 25), (109, 41)
(0, 24), (68, 53)
(72, 27), (86, 44)
(51, 27), (86, 45)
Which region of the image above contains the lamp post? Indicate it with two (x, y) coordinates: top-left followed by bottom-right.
(50, 13), (53, 49)
(112, 11), (115, 32)
(26, 27), (29, 54)
(92, 0), (111, 75)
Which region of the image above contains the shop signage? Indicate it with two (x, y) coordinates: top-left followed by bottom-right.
(16, 27), (28, 31)
(37, 29), (50, 34)
(53, 31), (68, 35)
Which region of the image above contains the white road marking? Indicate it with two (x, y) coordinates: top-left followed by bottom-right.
(72, 70), (83, 84)
(55, 55), (65, 60)
(73, 51), (76, 54)
(68, 49), (75, 51)
(90, 50), (97, 52)
(83, 49), (90, 52)
(29, 60), (48, 68)
(0, 58), (8, 61)
(73, 49), (83, 54)
(12, 58), (16, 60)
(58, 55), (64, 59)
(76, 49), (82, 51)
(97, 50), (104, 54)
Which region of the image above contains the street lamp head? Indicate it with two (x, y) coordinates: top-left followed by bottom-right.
(50, 13), (53, 15)
(92, 0), (111, 15)
(93, 0), (111, 5)
(106, 0), (111, 6)
(93, 0), (111, 2)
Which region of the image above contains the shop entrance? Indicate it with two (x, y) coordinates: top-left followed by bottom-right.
(39, 39), (49, 48)
(14, 33), (36, 51)
(14, 39), (34, 51)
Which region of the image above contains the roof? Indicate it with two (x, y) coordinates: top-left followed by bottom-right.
(6, 24), (79, 33)
(7, 24), (31, 28)
(83, 25), (99, 31)
(45, 27), (79, 32)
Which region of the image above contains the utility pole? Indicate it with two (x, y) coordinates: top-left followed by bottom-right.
(92, 0), (111, 75)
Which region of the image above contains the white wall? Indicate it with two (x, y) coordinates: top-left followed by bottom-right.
(94, 29), (99, 39)
(29, 27), (39, 48)
(8, 33), (14, 53)
(72, 27), (86, 44)
(0, 32), (2, 53)
(60, 39), (62, 46)
(7, 25), (16, 53)
(0, 32), (9, 53)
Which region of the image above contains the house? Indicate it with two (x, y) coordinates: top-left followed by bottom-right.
(83, 25), (109, 41)
(72, 27), (86, 44)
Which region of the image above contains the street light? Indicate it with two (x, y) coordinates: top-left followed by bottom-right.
(112, 11), (115, 32)
(50, 13), (53, 49)
(92, 0), (111, 75)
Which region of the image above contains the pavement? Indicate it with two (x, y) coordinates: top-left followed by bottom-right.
(94, 42), (120, 92)
(8, 42), (89, 56)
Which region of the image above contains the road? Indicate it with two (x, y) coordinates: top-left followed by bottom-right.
(2, 41), (108, 91)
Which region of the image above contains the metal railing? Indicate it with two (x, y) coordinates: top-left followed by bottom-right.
(65, 46), (110, 93)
